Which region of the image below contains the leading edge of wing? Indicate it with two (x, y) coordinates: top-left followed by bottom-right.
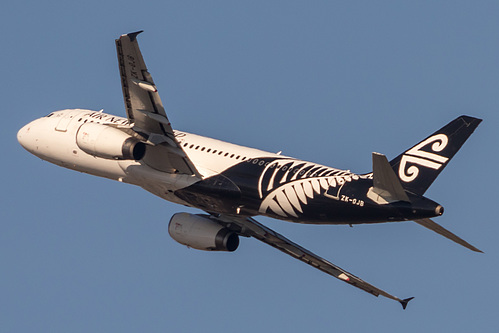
(215, 214), (413, 309)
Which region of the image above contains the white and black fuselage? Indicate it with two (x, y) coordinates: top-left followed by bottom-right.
(18, 109), (442, 226)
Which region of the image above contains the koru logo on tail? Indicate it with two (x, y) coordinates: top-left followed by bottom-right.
(399, 134), (449, 182)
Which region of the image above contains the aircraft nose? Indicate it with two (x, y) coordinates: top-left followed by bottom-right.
(17, 121), (37, 152)
(17, 124), (29, 149)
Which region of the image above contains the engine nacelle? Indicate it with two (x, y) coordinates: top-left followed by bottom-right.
(168, 213), (239, 252)
(76, 123), (146, 160)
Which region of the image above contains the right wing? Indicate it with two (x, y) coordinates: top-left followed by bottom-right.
(116, 31), (201, 176)
(215, 214), (414, 309)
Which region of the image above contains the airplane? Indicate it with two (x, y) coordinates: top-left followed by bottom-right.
(17, 31), (482, 309)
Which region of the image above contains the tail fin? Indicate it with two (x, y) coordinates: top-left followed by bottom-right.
(390, 116), (481, 195)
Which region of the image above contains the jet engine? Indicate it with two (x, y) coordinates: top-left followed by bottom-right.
(76, 123), (146, 160)
(168, 213), (239, 252)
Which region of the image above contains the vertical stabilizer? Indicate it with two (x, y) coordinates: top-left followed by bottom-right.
(390, 116), (481, 195)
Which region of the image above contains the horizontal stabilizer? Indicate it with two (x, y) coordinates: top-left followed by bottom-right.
(414, 218), (483, 253)
(370, 152), (410, 203)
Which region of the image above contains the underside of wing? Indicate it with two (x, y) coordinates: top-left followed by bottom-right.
(116, 31), (200, 177)
(215, 214), (413, 309)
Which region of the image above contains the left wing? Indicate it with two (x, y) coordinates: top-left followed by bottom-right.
(215, 214), (414, 309)
(115, 31), (201, 176)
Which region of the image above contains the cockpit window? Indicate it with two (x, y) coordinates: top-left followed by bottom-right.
(46, 113), (55, 117)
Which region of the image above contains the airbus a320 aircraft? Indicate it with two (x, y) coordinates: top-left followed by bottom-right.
(18, 31), (482, 309)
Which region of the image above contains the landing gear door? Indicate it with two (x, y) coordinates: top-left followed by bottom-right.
(55, 111), (77, 132)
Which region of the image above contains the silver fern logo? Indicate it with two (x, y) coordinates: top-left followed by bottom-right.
(257, 159), (367, 218)
(398, 134), (449, 183)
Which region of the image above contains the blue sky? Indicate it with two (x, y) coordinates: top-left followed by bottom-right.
(2, 1), (498, 332)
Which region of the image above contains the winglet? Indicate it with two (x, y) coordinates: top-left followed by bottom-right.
(400, 297), (414, 310)
(126, 30), (144, 42)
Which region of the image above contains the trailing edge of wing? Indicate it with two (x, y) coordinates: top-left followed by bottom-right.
(414, 218), (483, 253)
(115, 31), (201, 177)
(215, 214), (412, 309)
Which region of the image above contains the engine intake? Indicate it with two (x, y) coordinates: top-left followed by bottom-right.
(168, 213), (239, 252)
(76, 122), (146, 160)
